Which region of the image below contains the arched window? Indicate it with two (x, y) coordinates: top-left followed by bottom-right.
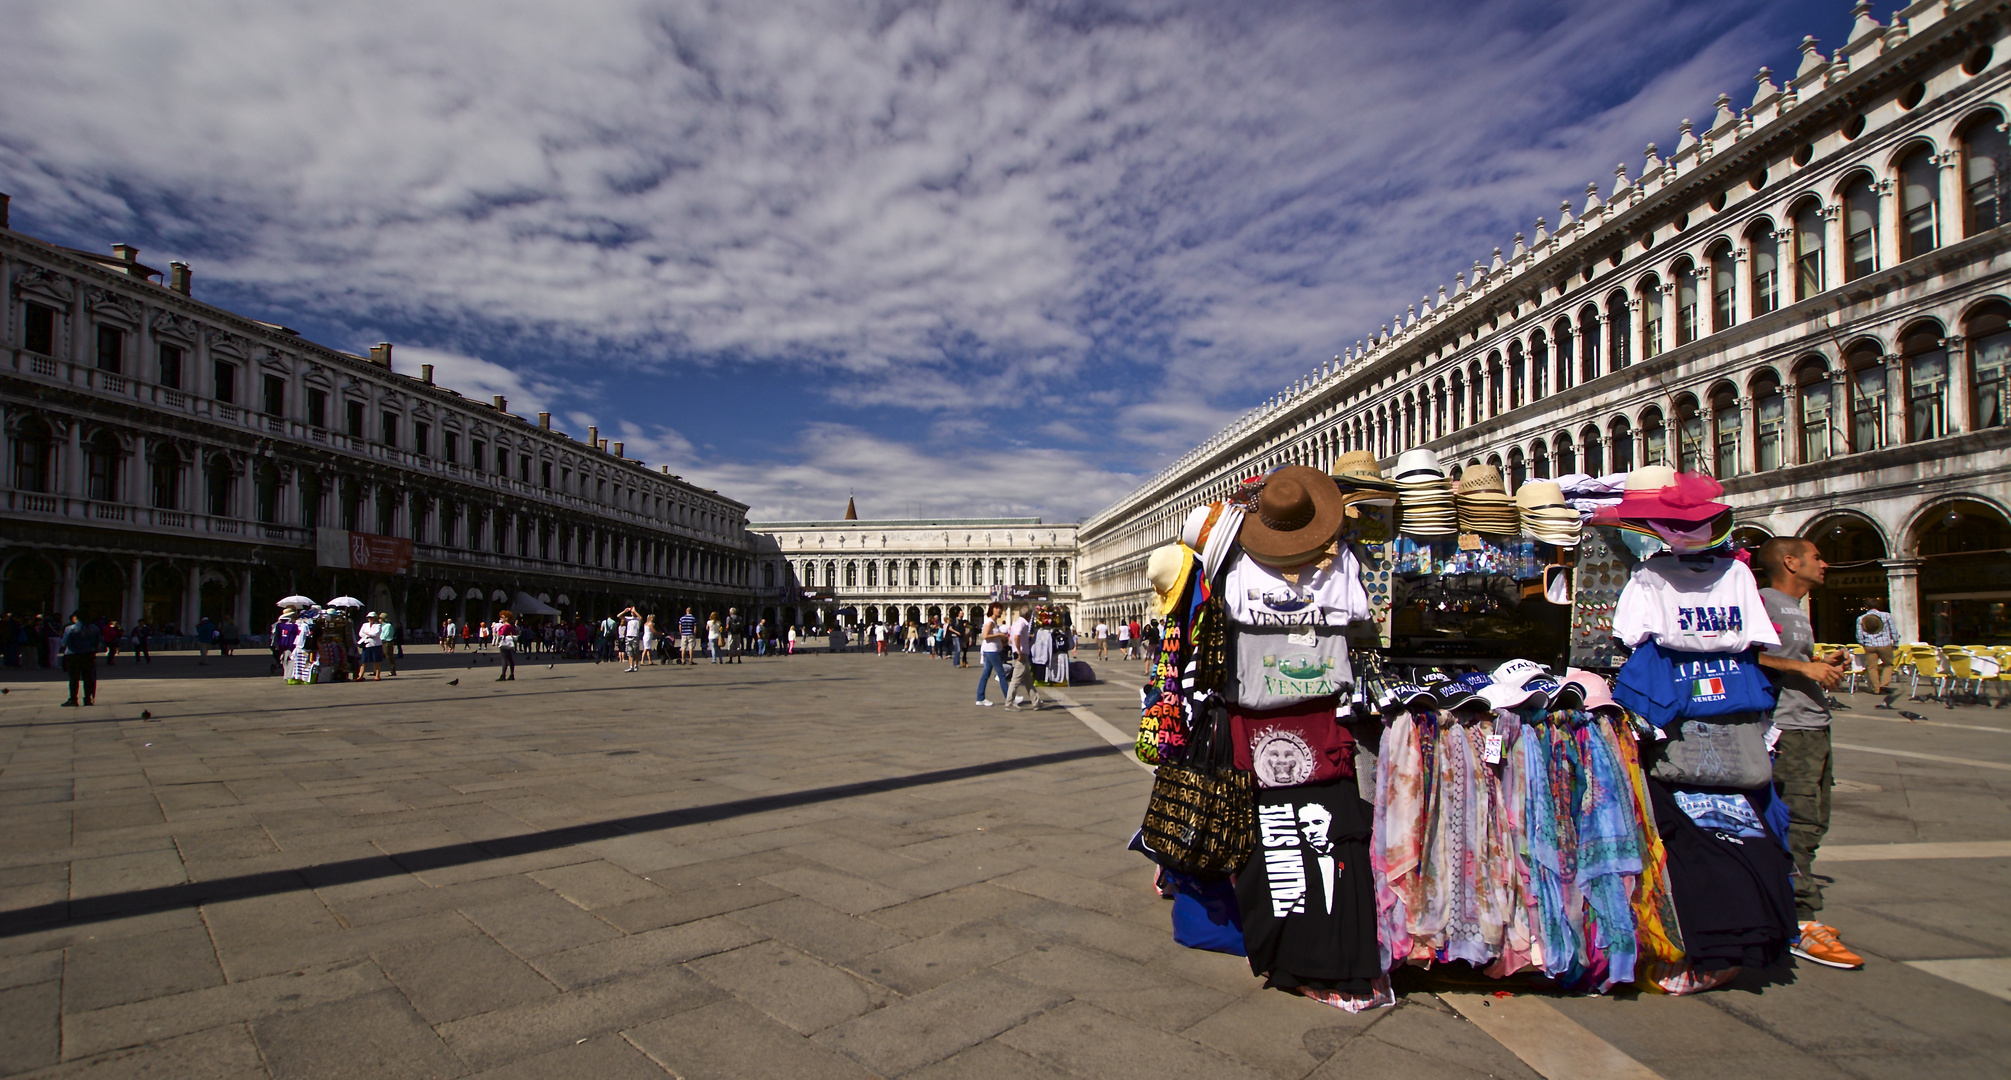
(1580, 424), (1604, 476)
(1709, 241), (1737, 332)
(1675, 395), (1706, 472)
(1057, 559), (1070, 585)
(1711, 385), (1741, 476)
(1531, 331), (1550, 399)
(1469, 362), (1484, 421)
(204, 453), (235, 518)
(1793, 200), (1826, 300)
(846, 562), (858, 587)
(1962, 110), (2008, 233)
(1754, 370), (1786, 470)
(1579, 304), (1602, 382)
(1795, 357), (1834, 462)
(1642, 406), (1668, 467)
(1607, 292), (1631, 371)
(1507, 446), (1527, 488)
(1674, 258), (1701, 345)
(9, 418), (52, 493)
(1749, 220), (1779, 316)
(1902, 322), (1950, 441)
(1638, 276), (1663, 359)
(1447, 373), (1463, 431)
(1553, 319), (1574, 391)
(84, 431), (121, 502)
(151, 445), (181, 509)
(1013, 559), (1027, 585)
(1899, 145), (1940, 259)
(1555, 432), (1576, 475)
(1965, 300), (2011, 428)
(1531, 439), (1550, 479)
(1507, 343), (1525, 408)
(1847, 340), (1889, 451)
(1844, 172), (1880, 280)
(1035, 559), (1049, 586)
(1609, 416), (1634, 472)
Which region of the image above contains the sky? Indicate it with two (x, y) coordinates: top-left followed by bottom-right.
(0, 0), (1863, 523)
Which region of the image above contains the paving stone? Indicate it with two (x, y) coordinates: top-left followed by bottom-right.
(10, 1022), (267, 1080)
(1327, 1000), (1540, 1080)
(375, 932), (557, 1024)
(687, 940), (897, 1035)
(216, 910), (480, 982)
(0, 979), (60, 1076)
(853, 918), (1042, 995)
(725, 897), (911, 965)
(62, 958), (391, 1061)
(757, 866), (913, 914)
(624, 999), (876, 1080)
(998, 999), (1274, 1080)
(902, 1040), (1079, 1080)
(815, 969), (1066, 1075)
(463, 1032), (670, 1079)
(62, 925), (224, 1013)
(0, 950), (63, 993)
(865, 883), (1039, 938)
(434, 964), (720, 1069)
(252, 987), (465, 1080)
(995, 941), (1233, 1033)
(458, 888), (621, 956)
(530, 916), (768, 990)
(529, 860), (668, 910)
(1181, 988), (1382, 1077)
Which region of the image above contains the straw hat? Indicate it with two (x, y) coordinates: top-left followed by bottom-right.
(1455, 464), (1515, 502)
(1331, 449), (1398, 494)
(1146, 544), (1196, 618)
(1238, 466), (1347, 563)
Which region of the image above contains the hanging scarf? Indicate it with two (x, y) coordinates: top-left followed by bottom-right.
(1613, 714), (1684, 964)
(1575, 719), (1643, 989)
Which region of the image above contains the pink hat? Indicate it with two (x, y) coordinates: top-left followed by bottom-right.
(1589, 468), (1729, 525)
(1564, 668), (1618, 713)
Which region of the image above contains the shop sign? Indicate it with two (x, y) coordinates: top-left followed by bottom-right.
(316, 528), (414, 574)
(1824, 568), (1888, 593)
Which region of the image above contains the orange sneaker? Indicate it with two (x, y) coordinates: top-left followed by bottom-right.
(1792, 921), (1864, 969)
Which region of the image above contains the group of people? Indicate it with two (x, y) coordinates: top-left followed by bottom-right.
(275, 606), (403, 684)
(1093, 617), (1165, 662)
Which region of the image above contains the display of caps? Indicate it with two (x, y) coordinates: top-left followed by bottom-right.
(1417, 671), (1482, 709)
(1532, 676), (1579, 709)
(1479, 679), (1548, 711)
(1378, 682), (1437, 711)
(1492, 658), (1549, 688)
(1564, 669), (1618, 712)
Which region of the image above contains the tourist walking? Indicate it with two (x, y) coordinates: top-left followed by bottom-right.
(1115, 619), (1131, 661)
(974, 602), (1011, 707)
(727, 608), (745, 663)
(494, 610), (519, 681)
(59, 612), (103, 707)
(678, 608), (698, 664)
(1756, 537), (1863, 971)
(786, 624), (797, 655)
(101, 619), (121, 666)
(360, 613), (388, 681)
(196, 614), (216, 665)
(641, 614), (660, 666)
(130, 620), (151, 663)
(1095, 620), (1109, 659)
(1005, 605), (1044, 711)
(1854, 605), (1896, 698)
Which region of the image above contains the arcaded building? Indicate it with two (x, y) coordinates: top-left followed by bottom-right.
(1082, 0), (2011, 646)
(2, 204), (755, 632)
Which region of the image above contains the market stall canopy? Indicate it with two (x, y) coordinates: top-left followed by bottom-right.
(511, 592), (561, 616)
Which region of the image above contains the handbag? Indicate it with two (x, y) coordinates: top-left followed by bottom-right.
(1139, 701), (1257, 875)
(1648, 712), (1774, 789)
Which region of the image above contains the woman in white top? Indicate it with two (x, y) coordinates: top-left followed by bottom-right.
(786, 625), (797, 655)
(975, 602), (1011, 706)
(641, 614), (660, 667)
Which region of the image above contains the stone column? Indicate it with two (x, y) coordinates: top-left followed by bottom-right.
(128, 434), (147, 507)
(185, 565), (203, 629)
(1831, 367), (1854, 453)
(1945, 333), (1971, 435)
(59, 556), (79, 619)
(62, 420), (83, 502)
(1937, 150), (1964, 246)
(127, 557), (145, 627)
(1822, 205), (1845, 288)
(1884, 557), (1922, 645)
(1885, 351), (1909, 447)
(1738, 395), (1756, 476)
(1878, 178), (1903, 272)
(1733, 247), (1753, 326)
(236, 568), (253, 630)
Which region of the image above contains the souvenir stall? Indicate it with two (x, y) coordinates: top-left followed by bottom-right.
(1131, 459), (1798, 1008)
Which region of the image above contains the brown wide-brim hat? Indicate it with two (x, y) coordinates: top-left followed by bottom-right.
(1239, 465), (1348, 561)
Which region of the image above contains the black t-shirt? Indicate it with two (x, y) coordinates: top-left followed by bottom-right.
(1234, 778), (1380, 993)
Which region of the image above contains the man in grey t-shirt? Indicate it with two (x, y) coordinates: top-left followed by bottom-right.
(1756, 537), (1860, 970)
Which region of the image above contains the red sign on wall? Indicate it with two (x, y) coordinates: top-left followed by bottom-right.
(316, 529), (414, 574)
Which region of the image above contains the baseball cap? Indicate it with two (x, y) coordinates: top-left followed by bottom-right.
(1379, 682), (1438, 711)
(1418, 671), (1480, 710)
(1492, 658), (1549, 689)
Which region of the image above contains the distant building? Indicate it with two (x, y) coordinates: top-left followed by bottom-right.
(2, 201), (754, 631)
(750, 507), (1080, 628)
(1083, 2), (2011, 646)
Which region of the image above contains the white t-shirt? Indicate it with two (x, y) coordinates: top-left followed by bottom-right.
(623, 616), (642, 640)
(1095, 623), (1109, 640)
(1116, 623), (1131, 642)
(1222, 550), (1371, 627)
(980, 616), (1004, 653)
(1613, 555), (1780, 653)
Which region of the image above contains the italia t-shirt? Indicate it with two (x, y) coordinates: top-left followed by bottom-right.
(1613, 555), (1779, 653)
(1223, 550), (1371, 627)
(1234, 779), (1381, 993)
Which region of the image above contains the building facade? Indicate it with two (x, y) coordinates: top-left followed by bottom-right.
(749, 514), (1080, 630)
(2, 206), (756, 634)
(1083, 0), (2011, 647)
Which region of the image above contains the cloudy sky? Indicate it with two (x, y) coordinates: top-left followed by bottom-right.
(0, 0), (1857, 522)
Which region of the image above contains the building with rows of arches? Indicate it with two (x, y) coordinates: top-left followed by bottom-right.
(1081, 0), (2011, 647)
(2, 208), (757, 634)
(748, 508), (1080, 631)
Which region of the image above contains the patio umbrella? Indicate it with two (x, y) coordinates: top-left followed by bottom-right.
(277, 595), (317, 607)
(325, 596), (365, 608)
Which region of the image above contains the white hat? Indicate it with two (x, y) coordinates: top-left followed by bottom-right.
(1394, 449), (1447, 481)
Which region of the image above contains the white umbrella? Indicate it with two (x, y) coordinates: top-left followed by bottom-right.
(325, 596), (365, 608)
(277, 595), (316, 607)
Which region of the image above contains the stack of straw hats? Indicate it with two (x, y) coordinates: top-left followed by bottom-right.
(1513, 480), (1582, 546)
(1330, 449), (1398, 505)
(1392, 449), (1456, 536)
(1455, 464), (1520, 535)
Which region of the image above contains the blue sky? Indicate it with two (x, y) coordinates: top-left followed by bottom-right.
(0, 0), (1861, 522)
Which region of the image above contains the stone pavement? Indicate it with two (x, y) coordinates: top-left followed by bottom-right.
(0, 648), (2006, 1079)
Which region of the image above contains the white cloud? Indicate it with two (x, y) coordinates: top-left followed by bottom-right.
(0, 0), (1835, 518)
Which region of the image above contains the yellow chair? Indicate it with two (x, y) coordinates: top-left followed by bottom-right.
(1937, 647), (1976, 707)
(1894, 644), (1939, 701)
(1844, 644), (1868, 696)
